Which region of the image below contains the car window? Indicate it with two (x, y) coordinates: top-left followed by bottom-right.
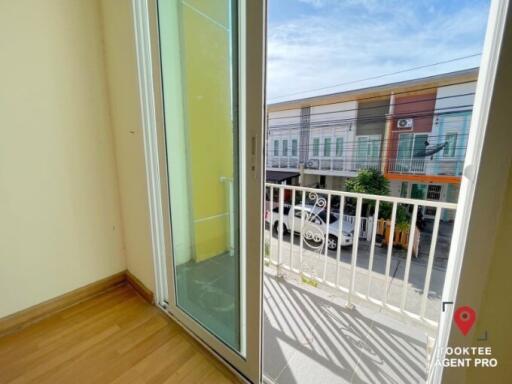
(272, 206), (291, 215)
(317, 210), (338, 223)
(294, 209), (302, 219)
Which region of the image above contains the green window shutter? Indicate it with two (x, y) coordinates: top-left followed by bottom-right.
(291, 139), (298, 156)
(282, 140), (288, 156)
(313, 138), (320, 157)
(336, 137), (343, 157)
(273, 140), (279, 156)
(323, 138), (331, 157)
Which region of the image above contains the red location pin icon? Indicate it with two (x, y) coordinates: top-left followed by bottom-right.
(454, 306), (476, 336)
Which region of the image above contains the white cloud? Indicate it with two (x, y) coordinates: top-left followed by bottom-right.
(267, 1), (489, 102)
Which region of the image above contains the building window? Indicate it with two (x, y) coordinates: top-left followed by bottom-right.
(335, 137), (343, 157)
(323, 138), (331, 157)
(273, 140), (279, 156)
(282, 140), (288, 156)
(444, 133), (457, 157)
(291, 139), (298, 156)
(312, 138), (320, 157)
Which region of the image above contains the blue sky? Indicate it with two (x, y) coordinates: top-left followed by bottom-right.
(267, 0), (491, 102)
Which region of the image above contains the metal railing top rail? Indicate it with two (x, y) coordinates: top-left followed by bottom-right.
(265, 182), (458, 210)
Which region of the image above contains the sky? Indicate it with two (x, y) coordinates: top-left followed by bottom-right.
(266, 0), (491, 102)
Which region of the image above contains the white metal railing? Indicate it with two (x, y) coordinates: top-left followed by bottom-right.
(264, 183), (457, 330)
(267, 156), (299, 169)
(387, 158), (464, 176)
(304, 158), (381, 173)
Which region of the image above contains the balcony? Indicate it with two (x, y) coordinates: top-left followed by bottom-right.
(267, 156), (300, 170)
(387, 158), (464, 177)
(263, 183), (456, 383)
(304, 159), (381, 176)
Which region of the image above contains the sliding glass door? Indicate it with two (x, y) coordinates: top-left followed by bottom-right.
(156, 0), (264, 382)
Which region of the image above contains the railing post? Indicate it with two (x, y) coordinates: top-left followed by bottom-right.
(289, 189), (296, 271)
(420, 207), (442, 319)
(322, 193), (332, 282)
(335, 196), (345, 288)
(384, 202), (398, 306)
(367, 199), (380, 299)
(347, 196), (363, 307)
(269, 185), (274, 264)
(299, 190), (306, 275)
(277, 186), (284, 275)
(400, 204), (418, 313)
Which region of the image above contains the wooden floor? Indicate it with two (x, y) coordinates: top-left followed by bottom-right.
(0, 284), (239, 384)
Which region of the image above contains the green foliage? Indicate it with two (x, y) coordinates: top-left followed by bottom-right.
(345, 169), (410, 227)
(301, 274), (318, 288)
(345, 169), (390, 196)
(378, 202), (410, 227)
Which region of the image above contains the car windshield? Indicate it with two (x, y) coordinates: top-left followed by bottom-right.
(316, 210), (338, 224)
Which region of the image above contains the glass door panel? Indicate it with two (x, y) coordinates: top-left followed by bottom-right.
(397, 133), (413, 171)
(157, 0), (263, 381)
(159, 0), (241, 352)
(412, 134), (428, 172)
(356, 136), (368, 169)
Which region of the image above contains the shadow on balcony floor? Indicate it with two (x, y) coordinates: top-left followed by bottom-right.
(263, 269), (428, 384)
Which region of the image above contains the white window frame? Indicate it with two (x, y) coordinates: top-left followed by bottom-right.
(430, 1), (511, 382)
(443, 131), (458, 158)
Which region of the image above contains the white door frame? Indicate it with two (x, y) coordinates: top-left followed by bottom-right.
(133, 0), (510, 382)
(429, 0), (511, 382)
(132, 0), (266, 382)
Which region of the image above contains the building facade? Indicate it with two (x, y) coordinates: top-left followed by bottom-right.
(266, 69), (478, 220)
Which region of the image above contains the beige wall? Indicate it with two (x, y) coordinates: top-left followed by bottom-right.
(465, 166), (512, 382)
(100, 0), (155, 292)
(0, 0), (126, 317)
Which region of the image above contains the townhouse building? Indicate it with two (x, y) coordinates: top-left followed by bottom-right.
(266, 68), (478, 219)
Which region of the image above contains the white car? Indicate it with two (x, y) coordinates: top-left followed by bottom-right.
(266, 204), (354, 250)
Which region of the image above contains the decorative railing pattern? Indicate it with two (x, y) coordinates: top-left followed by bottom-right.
(264, 183), (457, 330)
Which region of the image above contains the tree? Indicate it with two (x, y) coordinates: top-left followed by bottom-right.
(345, 169), (408, 226)
(345, 169), (390, 196)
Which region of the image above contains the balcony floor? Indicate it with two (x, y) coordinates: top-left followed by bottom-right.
(263, 268), (429, 384)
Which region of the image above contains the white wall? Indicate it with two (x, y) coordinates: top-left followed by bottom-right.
(309, 101), (357, 162)
(0, 0), (126, 318)
(267, 109), (301, 164)
(434, 82), (476, 113)
(268, 109), (301, 127)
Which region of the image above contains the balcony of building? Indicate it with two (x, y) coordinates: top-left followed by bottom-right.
(263, 183), (455, 383)
(303, 158), (382, 177)
(267, 156), (301, 171)
(385, 158), (464, 184)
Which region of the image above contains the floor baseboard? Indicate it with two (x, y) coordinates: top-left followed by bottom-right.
(126, 270), (154, 304)
(0, 270), (153, 338)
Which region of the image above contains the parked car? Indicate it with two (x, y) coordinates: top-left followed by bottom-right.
(266, 204), (354, 250)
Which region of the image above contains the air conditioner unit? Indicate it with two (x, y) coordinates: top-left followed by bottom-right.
(397, 118), (414, 129)
(306, 159), (319, 169)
